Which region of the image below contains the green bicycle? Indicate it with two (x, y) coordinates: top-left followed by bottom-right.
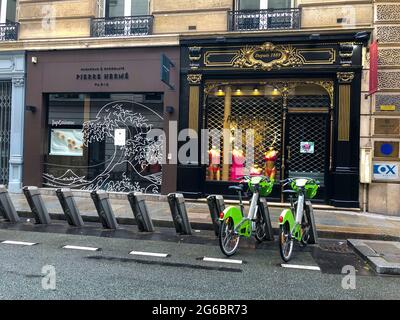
(278, 177), (320, 262)
(219, 175), (274, 257)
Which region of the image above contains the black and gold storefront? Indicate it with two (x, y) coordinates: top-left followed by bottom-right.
(178, 32), (370, 208)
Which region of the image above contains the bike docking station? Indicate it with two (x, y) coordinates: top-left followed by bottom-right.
(90, 190), (118, 230)
(22, 186), (52, 224)
(305, 201), (318, 244)
(258, 197), (275, 241)
(206, 195), (225, 236)
(167, 193), (192, 235)
(0, 185), (20, 223)
(56, 188), (84, 227)
(127, 192), (155, 232)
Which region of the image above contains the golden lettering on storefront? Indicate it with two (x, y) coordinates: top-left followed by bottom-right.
(233, 42), (302, 71)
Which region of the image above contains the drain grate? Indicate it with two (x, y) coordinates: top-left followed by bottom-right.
(318, 243), (353, 254)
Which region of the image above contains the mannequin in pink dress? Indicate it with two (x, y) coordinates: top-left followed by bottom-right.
(230, 146), (245, 181)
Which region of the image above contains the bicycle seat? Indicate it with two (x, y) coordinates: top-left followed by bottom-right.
(282, 190), (297, 195)
(228, 185), (245, 193)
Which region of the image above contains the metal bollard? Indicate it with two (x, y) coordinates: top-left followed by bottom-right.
(56, 188), (84, 227)
(206, 195), (225, 236)
(167, 193), (192, 235)
(127, 192), (154, 232)
(0, 185), (20, 223)
(258, 198), (274, 241)
(22, 186), (51, 224)
(90, 190), (118, 229)
(305, 201), (318, 244)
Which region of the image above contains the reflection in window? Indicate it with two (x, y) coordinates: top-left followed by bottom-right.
(0, 0), (16, 23)
(238, 0), (291, 10)
(106, 0), (149, 17)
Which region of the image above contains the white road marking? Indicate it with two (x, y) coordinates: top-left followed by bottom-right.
(129, 251), (169, 258)
(203, 257), (243, 265)
(1, 240), (37, 246)
(62, 245), (100, 251)
(281, 264), (321, 271)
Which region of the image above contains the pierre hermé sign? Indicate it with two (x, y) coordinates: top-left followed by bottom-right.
(76, 66), (130, 87)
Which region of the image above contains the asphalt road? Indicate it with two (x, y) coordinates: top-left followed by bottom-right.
(0, 220), (399, 300)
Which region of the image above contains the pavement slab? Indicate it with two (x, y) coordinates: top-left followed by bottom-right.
(348, 239), (400, 275)
(5, 191), (400, 241)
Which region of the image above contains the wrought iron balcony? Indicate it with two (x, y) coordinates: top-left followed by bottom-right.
(91, 15), (153, 38)
(228, 8), (301, 31)
(0, 22), (19, 41)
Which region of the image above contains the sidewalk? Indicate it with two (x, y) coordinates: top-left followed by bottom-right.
(8, 191), (400, 241)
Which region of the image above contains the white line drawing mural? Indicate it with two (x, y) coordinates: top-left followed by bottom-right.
(43, 100), (164, 193)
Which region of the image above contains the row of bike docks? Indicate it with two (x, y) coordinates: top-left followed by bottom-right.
(0, 185), (318, 247)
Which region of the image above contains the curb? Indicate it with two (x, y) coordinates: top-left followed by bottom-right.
(16, 210), (400, 242)
(348, 239), (400, 275)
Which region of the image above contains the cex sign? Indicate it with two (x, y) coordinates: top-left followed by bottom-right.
(373, 162), (399, 181)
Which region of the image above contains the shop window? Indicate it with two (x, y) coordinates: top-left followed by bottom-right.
(44, 93), (164, 193)
(206, 84), (283, 183)
(0, 0), (16, 23)
(205, 82), (330, 186)
(105, 0), (149, 17)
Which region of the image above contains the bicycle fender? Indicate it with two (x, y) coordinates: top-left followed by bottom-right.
(220, 206), (243, 226)
(279, 209), (295, 230)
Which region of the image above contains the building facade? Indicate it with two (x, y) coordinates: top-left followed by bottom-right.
(24, 47), (179, 195)
(0, 0), (397, 215)
(178, 31), (369, 208)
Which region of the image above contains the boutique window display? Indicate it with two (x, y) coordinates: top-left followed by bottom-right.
(44, 93), (164, 193)
(205, 81), (331, 187)
(206, 83), (282, 183)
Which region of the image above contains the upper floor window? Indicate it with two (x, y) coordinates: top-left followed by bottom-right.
(238, 0), (292, 10)
(0, 0), (17, 23)
(105, 0), (149, 18)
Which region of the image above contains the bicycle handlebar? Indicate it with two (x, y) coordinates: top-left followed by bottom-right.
(236, 175), (271, 183)
(280, 177), (320, 186)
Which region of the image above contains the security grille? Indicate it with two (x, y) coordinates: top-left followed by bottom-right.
(0, 81), (12, 185)
(288, 95), (330, 108)
(206, 96), (225, 168)
(206, 95), (282, 179)
(287, 95), (329, 184)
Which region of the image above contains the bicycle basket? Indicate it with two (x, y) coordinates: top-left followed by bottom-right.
(248, 177), (274, 197)
(305, 183), (319, 199)
(290, 180), (319, 199)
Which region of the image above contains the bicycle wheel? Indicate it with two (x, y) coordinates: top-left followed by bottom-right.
(254, 208), (267, 243)
(219, 217), (240, 257)
(279, 223), (294, 262)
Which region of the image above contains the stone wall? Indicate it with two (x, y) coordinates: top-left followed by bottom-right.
(360, 1), (400, 216)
